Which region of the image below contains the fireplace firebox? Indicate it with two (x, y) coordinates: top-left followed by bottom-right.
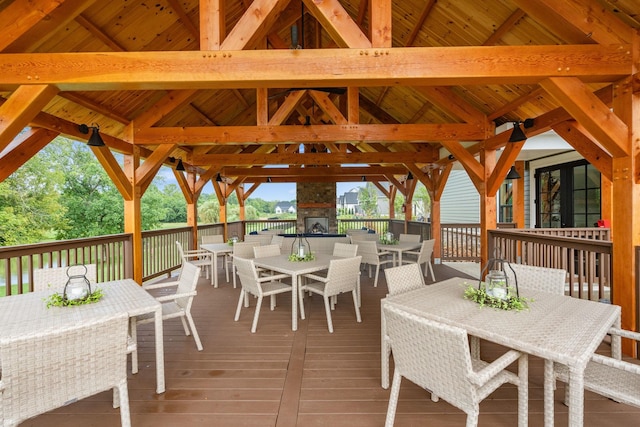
(305, 217), (329, 234)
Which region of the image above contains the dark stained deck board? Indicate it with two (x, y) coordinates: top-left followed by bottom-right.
(23, 263), (640, 426)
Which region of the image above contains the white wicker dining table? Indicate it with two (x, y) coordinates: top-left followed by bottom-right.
(201, 242), (234, 288)
(382, 277), (621, 427)
(253, 253), (339, 331)
(377, 241), (421, 266)
(0, 279), (165, 394)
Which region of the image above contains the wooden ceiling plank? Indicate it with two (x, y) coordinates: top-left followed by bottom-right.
(166, 0), (199, 40)
(133, 90), (198, 129)
(517, 0), (633, 44)
(539, 77), (629, 157)
(91, 144), (133, 200)
(0, 127), (58, 182)
(0, 0), (97, 52)
(302, 0), (371, 48)
(0, 45), (631, 91)
(200, 0), (225, 50)
(0, 85), (59, 152)
(308, 90), (347, 125)
(195, 150), (426, 166)
(369, 0), (392, 48)
(359, 94), (399, 124)
(553, 121), (613, 180)
(487, 87), (546, 122)
(405, 0), (436, 47)
(221, 0), (291, 51)
(223, 165), (406, 176)
(415, 86), (486, 124)
(269, 90), (306, 125)
(75, 14), (125, 52)
(59, 92), (130, 124)
(135, 123), (486, 144)
(483, 9), (526, 46)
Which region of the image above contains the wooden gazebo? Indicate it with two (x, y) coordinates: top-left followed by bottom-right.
(0, 0), (639, 343)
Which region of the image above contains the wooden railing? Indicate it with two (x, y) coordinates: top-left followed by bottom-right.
(440, 223), (516, 262)
(0, 234), (133, 296)
(488, 228), (612, 301)
(244, 220), (296, 235)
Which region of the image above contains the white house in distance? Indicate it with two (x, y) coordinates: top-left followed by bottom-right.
(274, 201), (296, 214)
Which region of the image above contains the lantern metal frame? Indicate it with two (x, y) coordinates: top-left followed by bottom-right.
(62, 264), (93, 302)
(290, 233), (311, 258)
(478, 248), (519, 298)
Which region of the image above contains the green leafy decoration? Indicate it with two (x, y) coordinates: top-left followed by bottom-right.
(463, 283), (531, 311)
(45, 287), (104, 308)
(288, 252), (316, 262)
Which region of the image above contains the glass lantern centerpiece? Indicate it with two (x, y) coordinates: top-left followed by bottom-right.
(380, 231), (397, 245)
(289, 233), (313, 261)
(477, 249), (518, 300)
(63, 264), (93, 302)
(227, 232), (240, 245)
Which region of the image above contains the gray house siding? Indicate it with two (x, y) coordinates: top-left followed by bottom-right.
(441, 170), (480, 223)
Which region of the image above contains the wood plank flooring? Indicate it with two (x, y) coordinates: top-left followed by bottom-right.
(24, 263), (640, 426)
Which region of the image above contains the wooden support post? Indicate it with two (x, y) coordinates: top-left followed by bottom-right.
(479, 149), (497, 269)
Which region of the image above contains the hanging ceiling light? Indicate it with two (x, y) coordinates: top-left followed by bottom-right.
(508, 118), (534, 143)
(216, 173), (223, 182)
(361, 175), (366, 182)
(266, 177), (272, 183)
(176, 159), (185, 171)
(406, 172), (414, 180)
(79, 124), (105, 147)
(506, 166), (521, 180)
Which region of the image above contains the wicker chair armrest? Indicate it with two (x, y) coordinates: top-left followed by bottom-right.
(608, 327), (640, 341)
(377, 250), (392, 255)
(591, 353), (640, 375)
(256, 273), (290, 283)
(143, 280), (179, 290)
(183, 251), (212, 260)
(303, 273), (329, 283)
(403, 250), (419, 256)
(469, 349), (522, 387)
(156, 291), (196, 302)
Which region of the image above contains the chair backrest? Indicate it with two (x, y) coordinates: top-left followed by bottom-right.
(345, 228), (367, 235)
(33, 264), (98, 292)
(399, 233), (421, 243)
(324, 256), (362, 295)
(176, 240), (187, 260)
(270, 235), (284, 248)
(349, 233), (377, 243)
(201, 235), (224, 244)
(356, 240), (381, 264)
(234, 257), (262, 296)
(243, 234), (273, 245)
(253, 244), (281, 259)
(415, 239), (435, 264)
(505, 263), (566, 295)
(0, 312), (129, 426)
(175, 262), (201, 309)
(333, 242), (358, 258)
(233, 241), (261, 259)
(383, 304), (477, 413)
(384, 264), (426, 295)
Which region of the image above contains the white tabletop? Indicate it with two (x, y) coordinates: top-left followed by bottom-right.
(377, 241), (421, 265)
(0, 279), (165, 393)
(383, 277), (621, 426)
(201, 243), (234, 287)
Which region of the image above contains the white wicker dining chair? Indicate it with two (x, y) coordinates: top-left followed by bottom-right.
(299, 256), (362, 333)
(383, 304), (528, 427)
(33, 264), (97, 292)
(132, 261), (204, 352)
(553, 327), (640, 411)
(357, 240), (394, 287)
(401, 239), (436, 281)
(398, 233), (421, 243)
(200, 234), (224, 245)
(333, 242), (358, 258)
(233, 257), (292, 333)
(0, 312), (131, 427)
(504, 263), (567, 295)
(32, 264), (139, 374)
(230, 241), (261, 288)
(381, 263), (427, 389)
(176, 240), (214, 285)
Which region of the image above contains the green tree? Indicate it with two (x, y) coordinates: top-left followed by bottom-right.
(358, 183), (379, 217)
(413, 183), (431, 220)
(0, 137), (66, 245)
(141, 185), (168, 230)
(161, 183), (187, 223)
(199, 197), (220, 224)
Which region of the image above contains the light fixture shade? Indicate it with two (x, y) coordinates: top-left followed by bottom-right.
(87, 127), (105, 147)
(216, 173), (223, 182)
(506, 166), (521, 180)
(508, 122), (527, 142)
(361, 175), (366, 182)
(176, 159), (185, 171)
(266, 177), (272, 183)
(407, 172), (414, 180)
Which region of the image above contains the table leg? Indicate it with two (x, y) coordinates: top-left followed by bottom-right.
(292, 273), (298, 331)
(567, 367), (584, 427)
(154, 307), (165, 394)
(213, 253), (219, 288)
(544, 359), (555, 427)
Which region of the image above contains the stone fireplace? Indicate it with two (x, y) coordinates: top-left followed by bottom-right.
(296, 182), (337, 234)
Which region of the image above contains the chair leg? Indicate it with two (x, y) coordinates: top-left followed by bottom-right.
(129, 318), (138, 374)
(270, 294), (276, 310)
(233, 265), (237, 288)
(117, 381), (132, 427)
(234, 290), (245, 321)
(384, 370), (402, 427)
(298, 285), (306, 320)
(251, 295), (264, 333)
(518, 354), (529, 427)
(352, 290), (361, 323)
(323, 295), (334, 333)
(179, 316), (191, 336)
(373, 265), (380, 287)
(185, 313), (203, 351)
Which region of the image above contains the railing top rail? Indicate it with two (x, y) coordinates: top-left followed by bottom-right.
(0, 233), (132, 259)
(489, 229), (612, 253)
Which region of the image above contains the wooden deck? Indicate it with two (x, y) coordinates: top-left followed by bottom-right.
(25, 263), (640, 426)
